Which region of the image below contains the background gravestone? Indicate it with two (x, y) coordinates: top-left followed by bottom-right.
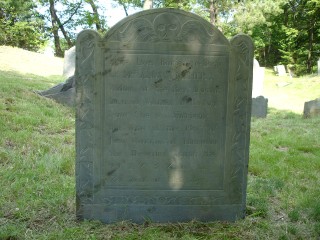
(38, 75), (75, 106)
(304, 98), (320, 118)
(251, 96), (268, 118)
(63, 46), (76, 78)
(252, 59), (265, 98)
(38, 46), (76, 106)
(75, 8), (253, 223)
(275, 65), (286, 76)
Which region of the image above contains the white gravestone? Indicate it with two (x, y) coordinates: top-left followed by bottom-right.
(252, 59), (265, 97)
(276, 65), (286, 76)
(63, 46), (76, 78)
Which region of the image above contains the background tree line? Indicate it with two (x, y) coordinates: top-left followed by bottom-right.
(0, 0), (319, 75)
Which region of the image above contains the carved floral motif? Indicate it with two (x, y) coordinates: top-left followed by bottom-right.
(117, 13), (219, 44)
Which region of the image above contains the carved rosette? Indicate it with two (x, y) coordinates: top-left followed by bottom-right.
(229, 35), (253, 205)
(75, 30), (98, 206)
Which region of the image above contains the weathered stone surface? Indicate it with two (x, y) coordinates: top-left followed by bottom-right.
(252, 59), (265, 97)
(304, 98), (320, 118)
(251, 96), (268, 118)
(75, 9), (253, 223)
(63, 46), (76, 78)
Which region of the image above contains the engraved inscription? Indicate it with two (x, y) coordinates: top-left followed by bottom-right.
(102, 53), (228, 190)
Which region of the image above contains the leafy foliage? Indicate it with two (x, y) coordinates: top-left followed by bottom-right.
(0, 0), (46, 51)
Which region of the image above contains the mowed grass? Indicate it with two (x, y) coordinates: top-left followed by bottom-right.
(0, 47), (320, 239)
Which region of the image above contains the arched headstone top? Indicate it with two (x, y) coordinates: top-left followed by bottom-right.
(76, 9), (228, 46)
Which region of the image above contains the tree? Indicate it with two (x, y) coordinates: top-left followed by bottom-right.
(113, 0), (144, 16)
(38, 0), (83, 56)
(258, 0), (320, 74)
(82, 0), (106, 32)
(38, 0), (107, 57)
(48, 0), (63, 56)
(0, 0), (46, 51)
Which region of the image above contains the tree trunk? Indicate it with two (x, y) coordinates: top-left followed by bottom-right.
(122, 4), (129, 16)
(118, 0), (129, 16)
(49, 0), (63, 57)
(307, 23), (314, 73)
(86, 0), (102, 31)
(209, 0), (217, 25)
(54, 12), (73, 48)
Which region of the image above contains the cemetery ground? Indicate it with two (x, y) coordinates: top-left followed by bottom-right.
(0, 47), (320, 239)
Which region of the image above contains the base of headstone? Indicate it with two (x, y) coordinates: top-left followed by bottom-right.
(251, 96), (268, 118)
(303, 98), (320, 118)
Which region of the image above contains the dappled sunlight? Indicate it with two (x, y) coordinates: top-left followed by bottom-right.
(169, 147), (184, 190)
(0, 46), (63, 77)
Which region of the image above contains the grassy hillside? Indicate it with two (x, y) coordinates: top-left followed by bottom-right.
(0, 46), (63, 77)
(263, 68), (320, 113)
(0, 46), (319, 239)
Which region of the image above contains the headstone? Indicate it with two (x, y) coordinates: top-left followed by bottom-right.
(38, 76), (75, 106)
(252, 59), (265, 97)
(318, 59), (320, 75)
(251, 96), (268, 118)
(63, 46), (76, 78)
(276, 65), (286, 76)
(143, 0), (153, 9)
(75, 9), (253, 223)
(303, 98), (320, 118)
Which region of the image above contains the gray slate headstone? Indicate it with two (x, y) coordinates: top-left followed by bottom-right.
(251, 96), (268, 118)
(75, 9), (253, 223)
(63, 46), (76, 78)
(304, 98), (320, 118)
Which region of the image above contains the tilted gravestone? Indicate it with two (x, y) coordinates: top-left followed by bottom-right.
(39, 46), (76, 106)
(75, 9), (253, 223)
(303, 98), (320, 118)
(38, 75), (75, 106)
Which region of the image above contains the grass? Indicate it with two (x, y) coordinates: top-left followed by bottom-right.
(263, 68), (320, 113)
(0, 47), (320, 239)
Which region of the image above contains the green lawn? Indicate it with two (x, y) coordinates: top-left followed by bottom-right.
(0, 48), (320, 239)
